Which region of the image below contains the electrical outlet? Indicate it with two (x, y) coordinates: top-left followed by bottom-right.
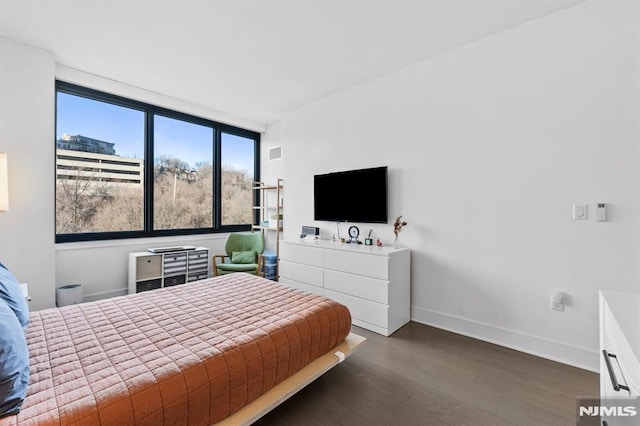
(551, 290), (564, 311)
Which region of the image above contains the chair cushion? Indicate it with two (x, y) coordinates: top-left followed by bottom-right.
(231, 251), (256, 264)
(0, 298), (29, 418)
(0, 262), (29, 329)
(216, 263), (259, 273)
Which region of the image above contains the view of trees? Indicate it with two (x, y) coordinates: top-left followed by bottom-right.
(221, 165), (254, 226)
(153, 155), (213, 230)
(56, 155), (253, 234)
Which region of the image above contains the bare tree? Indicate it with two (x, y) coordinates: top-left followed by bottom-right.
(221, 166), (252, 225)
(56, 168), (101, 233)
(57, 157), (253, 233)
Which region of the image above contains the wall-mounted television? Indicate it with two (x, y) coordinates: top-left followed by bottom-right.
(314, 166), (388, 223)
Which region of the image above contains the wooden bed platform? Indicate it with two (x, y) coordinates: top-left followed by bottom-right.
(217, 332), (366, 425)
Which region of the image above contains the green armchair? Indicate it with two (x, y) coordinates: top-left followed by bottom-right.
(212, 232), (265, 276)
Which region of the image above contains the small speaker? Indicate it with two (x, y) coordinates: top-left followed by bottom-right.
(301, 226), (319, 236)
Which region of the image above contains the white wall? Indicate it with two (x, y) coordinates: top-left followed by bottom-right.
(56, 235), (228, 301)
(0, 37), (56, 310)
(263, 0), (640, 370)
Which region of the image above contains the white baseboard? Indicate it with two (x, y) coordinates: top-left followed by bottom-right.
(83, 288), (128, 303)
(411, 305), (599, 373)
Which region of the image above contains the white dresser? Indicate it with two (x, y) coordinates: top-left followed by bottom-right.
(279, 239), (410, 336)
(599, 290), (640, 425)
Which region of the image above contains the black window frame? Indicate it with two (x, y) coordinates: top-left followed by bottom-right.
(55, 81), (260, 243)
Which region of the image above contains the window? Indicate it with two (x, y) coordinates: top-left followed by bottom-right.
(221, 132), (256, 226)
(153, 115), (213, 230)
(55, 82), (259, 242)
(55, 93), (145, 234)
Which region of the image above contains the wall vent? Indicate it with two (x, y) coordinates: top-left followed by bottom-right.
(268, 146), (283, 161)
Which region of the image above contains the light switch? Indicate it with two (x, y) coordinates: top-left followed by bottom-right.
(573, 204), (587, 220)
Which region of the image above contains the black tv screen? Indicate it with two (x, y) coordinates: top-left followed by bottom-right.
(314, 166), (388, 223)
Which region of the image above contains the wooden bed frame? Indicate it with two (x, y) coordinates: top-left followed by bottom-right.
(217, 332), (366, 425)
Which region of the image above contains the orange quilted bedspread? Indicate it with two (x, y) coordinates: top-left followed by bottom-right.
(0, 274), (351, 425)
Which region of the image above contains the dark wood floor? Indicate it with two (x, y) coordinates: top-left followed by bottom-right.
(256, 322), (598, 426)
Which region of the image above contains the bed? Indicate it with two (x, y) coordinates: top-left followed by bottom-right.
(0, 273), (364, 425)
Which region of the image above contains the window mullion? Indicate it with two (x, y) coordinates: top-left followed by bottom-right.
(144, 111), (155, 234)
(213, 128), (222, 230)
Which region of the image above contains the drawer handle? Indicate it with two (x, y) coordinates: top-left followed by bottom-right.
(602, 350), (630, 392)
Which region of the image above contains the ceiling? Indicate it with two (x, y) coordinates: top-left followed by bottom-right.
(0, 0), (582, 126)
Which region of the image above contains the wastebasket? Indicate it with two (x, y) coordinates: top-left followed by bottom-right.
(263, 250), (277, 280)
(56, 284), (83, 307)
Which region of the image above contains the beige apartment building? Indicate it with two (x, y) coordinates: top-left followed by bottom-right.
(56, 135), (143, 190)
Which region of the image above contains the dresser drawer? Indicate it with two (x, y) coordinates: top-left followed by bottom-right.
(603, 301), (640, 396)
(279, 278), (323, 296)
(188, 250), (209, 273)
(324, 289), (388, 329)
(188, 259), (209, 274)
(279, 260), (323, 288)
(135, 255), (162, 280)
(163, 274), (186, 287)
(324, 269), (389, 304)
(188, 250), (208, 261)
(324, 249), (388, 280)
(163, 252), (187, 275)
(280, 243), (323, 267)
(136, 278), (162, 293)
(188, 272), (209, 282)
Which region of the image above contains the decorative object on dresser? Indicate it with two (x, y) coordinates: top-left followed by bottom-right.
(128, 246), (209, 294)
(347, 225), (360, 244)
(598, 290), (639, 425)
(364, 228), (373, 246)
(393, 215), (408, 248)
(300, 225), (320, 239)
(279, 239), (410, 336)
